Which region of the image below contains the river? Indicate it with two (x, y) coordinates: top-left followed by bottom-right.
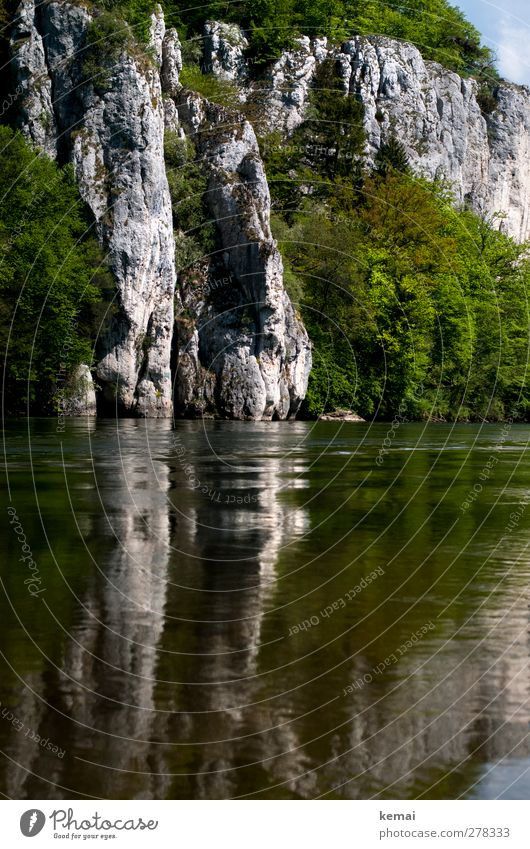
(1, 418), (529, 799)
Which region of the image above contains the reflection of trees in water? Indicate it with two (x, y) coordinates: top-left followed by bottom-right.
(317, 608), (530, 799)
(3, 422), (530, 799)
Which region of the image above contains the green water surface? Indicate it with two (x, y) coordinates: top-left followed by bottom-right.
(1, 418), (529, 799)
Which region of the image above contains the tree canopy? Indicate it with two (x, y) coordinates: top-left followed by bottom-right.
(264, 71), (530, 421)
(0, 127), (110, 414)
(162, 0), (497, 80)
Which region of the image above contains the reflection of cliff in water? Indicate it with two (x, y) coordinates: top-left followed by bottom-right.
(56, 422), (172, 798)
(2, 422), (173, 799)
(153, 423), (312, 799)
(149, 425), (530, 800)
(3, 421), (530, 799)
(154, 552), (530, 798)
(5, 421), (311, 799)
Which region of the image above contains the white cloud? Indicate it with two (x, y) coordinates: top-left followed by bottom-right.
(497, 19), (530, 84)
(456, 0), (530, 85)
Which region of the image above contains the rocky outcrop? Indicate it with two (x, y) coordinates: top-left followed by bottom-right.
(202, 31), (327, 134)
(206, 25), (530, 243)
(9, 0), (59, 157)
(9, 3), (311, 419)
(10, 1), (176, 416)
(340, 37), (530, 242)
(484, 84), (530, 243)
(161, 26), (182, 96)
(203, 20), (249, 85)
(259, 35), (328, 134)
(168, 93), (312, 419)
(319, 409), (365, 422)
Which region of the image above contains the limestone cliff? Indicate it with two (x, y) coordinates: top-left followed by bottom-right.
(205, 27), (530, 243)
(9, 3), (311, 419)
(9, 6), (530, 419)
(11, 1), (176, 416)
(167, 93), (311, 419)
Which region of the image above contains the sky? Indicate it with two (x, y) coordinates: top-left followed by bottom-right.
(455, 0), (530, 84)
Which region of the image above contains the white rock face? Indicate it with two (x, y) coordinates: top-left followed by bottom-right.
(203, 20), (249, 84)
(9, 0), (59, 157)
(10, 1), (176, 416)
(203, 28), (327, 132)
(260, 35), (328, 133)
(485, 84), (530, 242)
(173, 96), (312, 419)
(161, 27), (182, 96)
(205, 23), (530, 242)
(340, 36), (530, 242)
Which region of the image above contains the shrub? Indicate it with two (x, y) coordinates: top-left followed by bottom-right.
(178, 66), (240, 109)
(164, 132), (217, 271)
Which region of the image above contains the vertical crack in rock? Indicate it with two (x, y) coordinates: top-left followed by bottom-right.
(167, 92), (312, 420)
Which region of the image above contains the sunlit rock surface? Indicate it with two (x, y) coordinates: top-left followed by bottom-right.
(207, 25), (530, 242)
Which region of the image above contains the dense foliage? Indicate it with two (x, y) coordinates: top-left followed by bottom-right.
(162, 0), (497, 82)
(164, 131), (218, 273)
(274, 184), (530, 421)
(263, 69), (530, 421)
(0, 127), (110, 414)
(1, 0), (525, 421)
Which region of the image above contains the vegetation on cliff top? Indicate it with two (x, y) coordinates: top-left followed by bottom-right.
(263, 61), (530, 421)
(164, 0), (497, 82)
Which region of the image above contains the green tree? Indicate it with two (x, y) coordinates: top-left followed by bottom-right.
(0, 128), (110, 413)
(274, 166), (530, 421)
(374, 136), (411, 178)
